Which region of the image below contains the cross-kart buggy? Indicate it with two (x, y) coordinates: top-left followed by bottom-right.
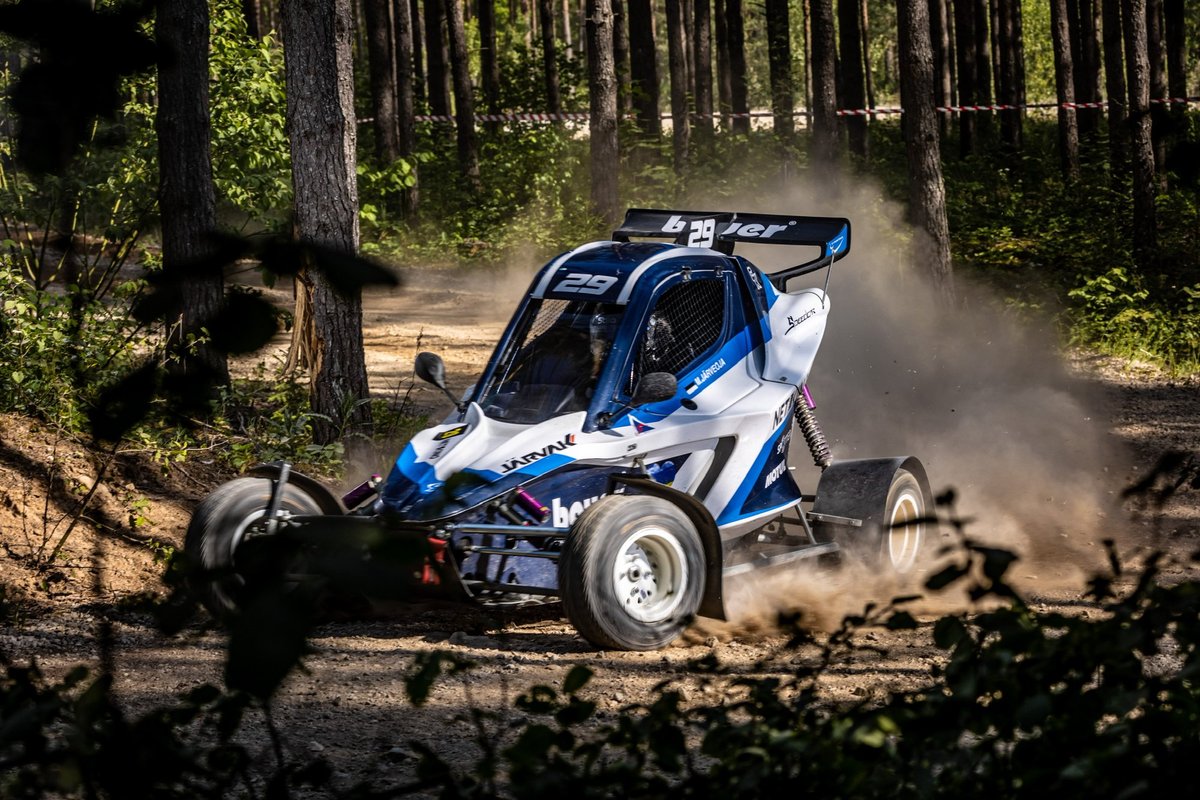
(186, 209), (933, 651)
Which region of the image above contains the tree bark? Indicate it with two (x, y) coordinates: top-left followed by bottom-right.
(837, 0), (867, 159)
(931, 0), (952, 137)
(242, 0), (261, 38)
(692, 0), (713, 143)
(1164, 0), (1185, 120)
(726, 0), (749, 134)
(411, 0), (425, 104)
(156, 0), (227, 387)
(765, 0), (793, 139)
(612, 0), (632, 118)
(479, 0), (501, 123)
(280, 0), (371, 443)
(996, 0), (1023, 149)
(363, 0), (401, 165)
(714, 0), (731, 130)
(561, 0), (574, 60)
(1071, 0), (1102, 136)
(445, 0), (479, 187)
(665, 0), (690, 171)
(1050, 0), (1080, 178)
(587, 0), (619, 223)
(539, 0), (562, 114)
(1101, 0), (1127, 170)
(809, 0), (838, 166)
(953, 0), (978, 156)
(897, 0), (955, 305)
(1123, 0), (1157, 261)
(423, 0), (451, 118)
(627, 0), (660, 136)
(973, 0), (992, 138)
(1146, 0), (1167, 174)
(393, 0), (419, 218)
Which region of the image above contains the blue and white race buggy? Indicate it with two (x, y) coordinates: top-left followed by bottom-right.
(186, 209), (933, 651)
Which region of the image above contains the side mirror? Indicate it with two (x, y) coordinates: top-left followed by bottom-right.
(415, 351), (447, 389)
(632, 372), (678, 406)
(414, 352), (464, 412)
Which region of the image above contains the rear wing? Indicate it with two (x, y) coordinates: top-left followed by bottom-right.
(613, 208), (850, 289)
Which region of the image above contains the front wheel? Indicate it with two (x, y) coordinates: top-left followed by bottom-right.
(559, 495), (704, 651)
(184, 477), (323, 619)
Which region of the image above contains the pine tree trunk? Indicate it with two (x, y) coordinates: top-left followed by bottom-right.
(837, 0), (867, 158)
(692, 0), (713, 143)
(666, 0), (690, 171)
(1146, 0), (1167, 174)
(809, 0), (838, 166)
(714, 0), (731, 130)
(364, 0), (401, 166)
(242, 0), (261, 37)
(1071, 0), (1102, 136)
(973, 0), (992, 138)
(424, 0), (451, 118)
(587, 0), (619, 223)
(1164, 0), (1185, 120)
(997, 0), (1023, 149)
(393, 0), (419, 218)
(1101, 0), (1127, 171)
(562, 0), (574, 60)
(1123, 0), (1158, 261)
(953, 0), (978, 156)
(539, 0), (562, 114)
(1050, 0), (1080, 178)
(765, 0), (793, 139)
(931, 0), (953, 138)
(281, 0), (371, 444)
(445, 0), (479, 187)
(726, 0), (749, 134)
(897, 0), (955, 305)
(479, 0), (501, 124)
(861, 0), (875, 118)
(156, 0), (227, 387)
(411, 0), (426, 104)
(612, 0), (632, 118)
(628, 0), (660, 137)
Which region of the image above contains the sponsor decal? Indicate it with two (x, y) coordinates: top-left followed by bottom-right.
(772, 397), (793, 429)
(430, 439), (449, 460)
(629, 414), (654, 434)
(661, 215), (718, 248)
(551, 493), (603, 528)
(721, 219), (796, 239)
(775, 428), (793, 457)
(434, 425), (468, 441)
(685, 356), (727, 395)
(764, 461), (788, 488)
(500, 434), (577, 474)
(746, 268), (763, 292)
(785, 308), (817, 335)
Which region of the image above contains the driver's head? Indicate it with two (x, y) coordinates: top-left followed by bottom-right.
(588, 306), (620, 372)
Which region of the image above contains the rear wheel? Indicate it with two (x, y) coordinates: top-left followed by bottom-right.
(184, 477), (323, 619)
(880, 469), (926, 573)
(559, 495), (704, 651)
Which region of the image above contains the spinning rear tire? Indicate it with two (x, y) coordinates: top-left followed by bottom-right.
(878, 469), (927, 573)
(184, 477), (323, 619)
(559, 495), (704, 651)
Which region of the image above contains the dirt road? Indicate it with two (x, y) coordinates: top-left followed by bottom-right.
(2, 265), (1198, 792)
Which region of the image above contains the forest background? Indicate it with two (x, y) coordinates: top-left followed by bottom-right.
(1, 0), (1199, 797)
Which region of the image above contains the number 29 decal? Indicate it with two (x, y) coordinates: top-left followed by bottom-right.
(553, 272), (619, 295)
(661, 215), (717, 248)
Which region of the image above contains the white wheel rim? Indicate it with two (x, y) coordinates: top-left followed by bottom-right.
(887, 487), (923, 572)
(611, 525), (688, 623)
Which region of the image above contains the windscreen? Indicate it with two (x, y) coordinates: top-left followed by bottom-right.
(478, 299), (625, 425)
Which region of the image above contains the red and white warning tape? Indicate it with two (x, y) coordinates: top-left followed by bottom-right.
(360, 96), (1200, 125)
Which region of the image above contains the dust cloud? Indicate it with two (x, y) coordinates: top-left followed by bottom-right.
(684, 172), (1128, 627)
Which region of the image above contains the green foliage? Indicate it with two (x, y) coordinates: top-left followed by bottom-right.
(208, 0), (291, 229)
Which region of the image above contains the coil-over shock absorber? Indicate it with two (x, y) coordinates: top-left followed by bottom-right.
(795, 384), (832, 470)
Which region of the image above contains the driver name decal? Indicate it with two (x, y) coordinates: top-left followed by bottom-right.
(500, 434), (577, 473)
(685, 357), (727, 395)
(785, 308), (817, 335)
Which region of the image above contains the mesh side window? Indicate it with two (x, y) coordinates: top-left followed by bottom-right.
(631, 278), (726, 390)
